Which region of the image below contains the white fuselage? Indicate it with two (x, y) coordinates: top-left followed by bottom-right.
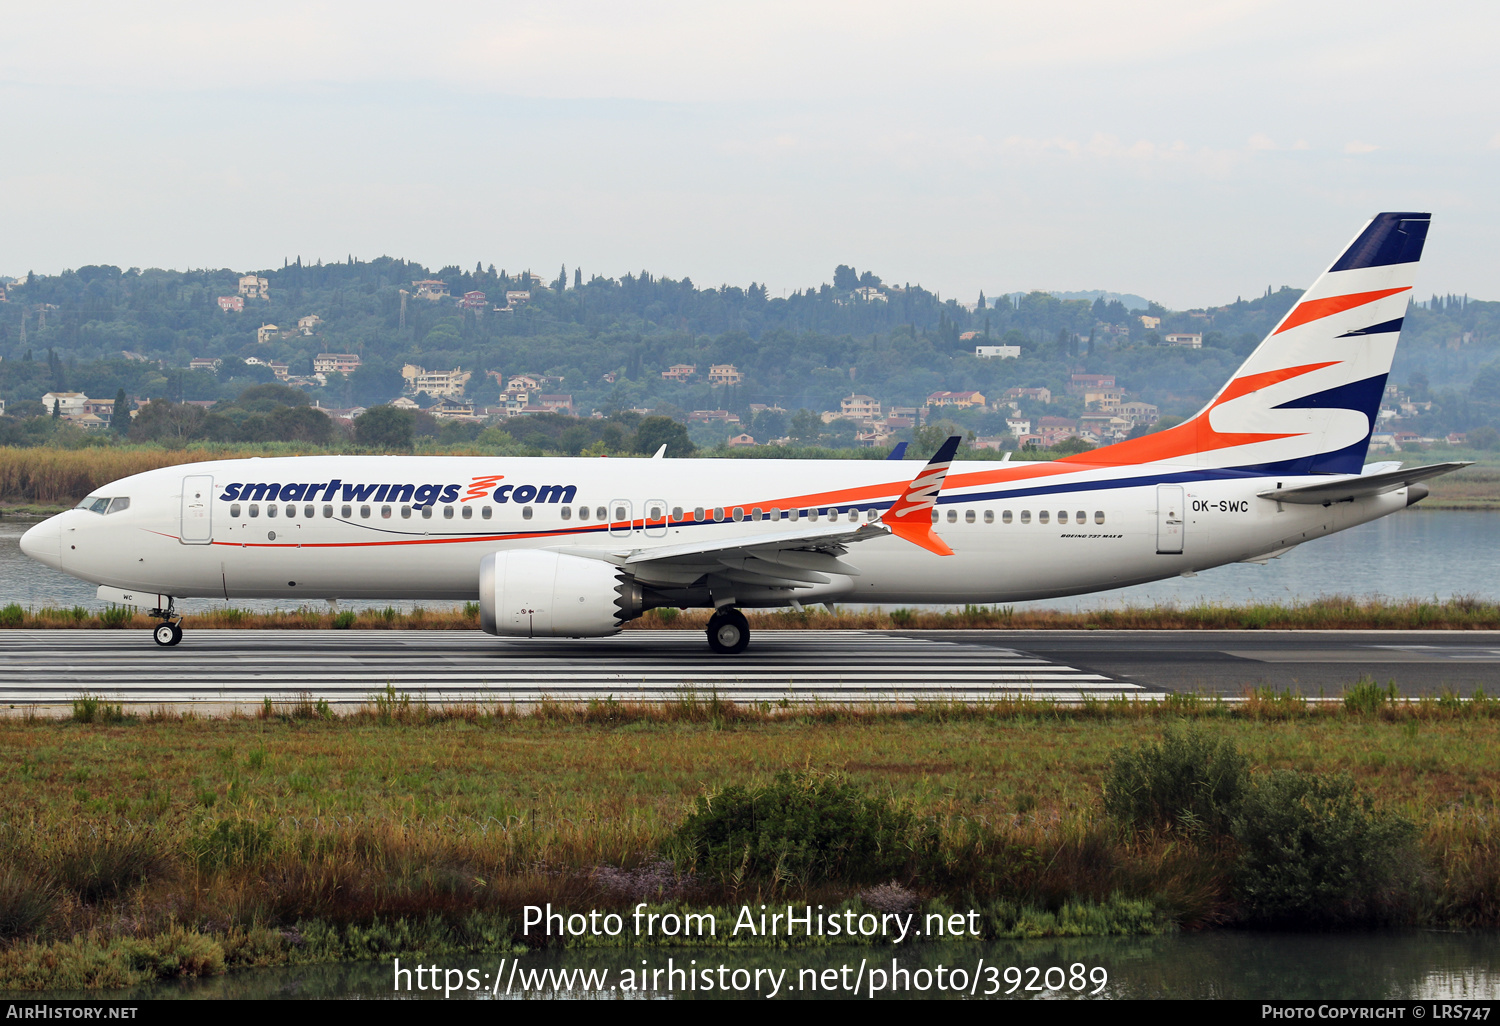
(24, 454), (1411, 606)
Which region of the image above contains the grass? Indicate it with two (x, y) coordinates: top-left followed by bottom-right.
(5, 595), (1500, 632)
(0, 693), (1498, 989)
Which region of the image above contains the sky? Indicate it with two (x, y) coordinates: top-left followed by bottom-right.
(2, 1), (1497, 309)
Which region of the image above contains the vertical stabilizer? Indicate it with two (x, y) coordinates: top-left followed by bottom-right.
(1074, 212), (1430, 474)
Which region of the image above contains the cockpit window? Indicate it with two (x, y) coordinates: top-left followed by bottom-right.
(76, 496), (130, 514)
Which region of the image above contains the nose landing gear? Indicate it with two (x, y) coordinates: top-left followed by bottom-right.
(149, 600), (183, 647)
(705, 607), (750, 654)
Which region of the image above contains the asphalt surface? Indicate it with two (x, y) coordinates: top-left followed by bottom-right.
(2, 628), (1496, 712)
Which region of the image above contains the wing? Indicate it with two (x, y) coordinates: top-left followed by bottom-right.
(551, 520), (887, 590)
(546, 436), (966, 592)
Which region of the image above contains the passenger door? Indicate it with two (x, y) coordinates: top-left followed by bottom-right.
(180, 474), (214, 544)
(1156, 484), (1184, 555)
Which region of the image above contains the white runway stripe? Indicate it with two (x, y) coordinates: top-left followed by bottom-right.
(0, 629), (1153, 705)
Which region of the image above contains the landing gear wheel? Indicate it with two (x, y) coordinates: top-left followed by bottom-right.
(705, 608), (750, 655)
(153, 622), (182, 647)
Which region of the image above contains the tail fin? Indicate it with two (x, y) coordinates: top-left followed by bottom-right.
(1076, 212), (1430, 474)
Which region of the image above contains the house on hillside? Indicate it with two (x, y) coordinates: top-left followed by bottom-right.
(189, 358), (222, 372)
(1164, 333), (1202, 348)
(840, 395), (882, 421)
(1004, 386), (1052, 404)
(217, 296), (245, 313)
(709, 364), (743, 386)
(925, 390), (985, 409)
(459, 290), (487, 310)
(238, 276), (269, 299)
(975, 345), (1020, 359)
(412, 280), (449, 300)
(402, 364), (471, 397)
(297, 314), (322, 335)
(314, 353), (362, 375)
(661, 364), (697, 382)
(256, 324), (280, 344)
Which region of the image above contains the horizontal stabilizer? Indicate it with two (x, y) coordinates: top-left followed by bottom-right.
(1257, 461), (1471, 505)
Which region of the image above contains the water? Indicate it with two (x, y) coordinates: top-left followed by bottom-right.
(2, 510), (1496, 615)
(44, 931), (1500, 1000)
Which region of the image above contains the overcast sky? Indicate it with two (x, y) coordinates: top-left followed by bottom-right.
(2, 1), (1496, 308)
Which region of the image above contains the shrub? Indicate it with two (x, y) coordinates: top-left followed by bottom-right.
(0, 869), (58, 940)
(1102, 725), (1249, 834)
(672, 771), (936, 885)
(1344, 676), (1398, 715)
(0, 603), (23, 628)
(1231, 770), (1424, 926)
(54, 833), (166, 903)
(98, 605), (133, 628)
(332, 611), (357, 630)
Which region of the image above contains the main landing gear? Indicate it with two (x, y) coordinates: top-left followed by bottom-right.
(706, 607), (750, 655)
(149, 600), (183, 647)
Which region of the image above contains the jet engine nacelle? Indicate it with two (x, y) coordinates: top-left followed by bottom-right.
(479, 550), (644, 638)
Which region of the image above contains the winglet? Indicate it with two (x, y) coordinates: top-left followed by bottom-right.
(886, 441), (908, 460)
(881, 435), (961, 555)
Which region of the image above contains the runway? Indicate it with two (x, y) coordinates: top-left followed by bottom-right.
(0, 629), (1147, 712)
(1, 628), (1496, 712)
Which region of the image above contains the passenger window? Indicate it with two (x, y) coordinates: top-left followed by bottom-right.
(1020, 510), (1031, 524)
(848, 509), (858, 522)
(713, 507), (724, 522)
(965, 510), (976, 523)
(443, 506), (454, 519)
(401, 505), (412, 519)
(323, 505), (333, 518)
(1095, 511), (1105, 524)
(790, 508), (800, 522)
(341, 504), (351, 518)
(422, 506), (432, 519)
(462, 505), (473, 519)
(107, 497), (130, 514)
(693, 507), (705, 522)
(561, 506), (572, 521)
(810, 508), (821, 522)
(1002, 510), (1012, 524)
(947, 509), (957, 523)
(304, 505), (314, 518)
(360, 505), (371, 519)
(732, 507), (744, 522)
(1039, 510), (1050, 524)
(523, 506), (534, 520)
(230, 504), (242, 518)
(482, 507), (492, 520)
(381, 505), (392, 518)
(267, 505), (277, 519)
(930, 509), (937, 523)
(285, 504), (295, 518)
(1076, 511), (1087, 523)
(596, 506), (607, 521)
(615, 505), (627, 521)
(249, 504), (260, 518)
(770, 507), (781, 521)
(672, 506), (683, 521)
(984, 510), (994, 524)
(751, 507), (762, 521)
(1058, 511), (1068, 524)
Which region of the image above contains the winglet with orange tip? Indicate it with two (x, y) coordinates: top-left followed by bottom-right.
(881, 435), (961, 555)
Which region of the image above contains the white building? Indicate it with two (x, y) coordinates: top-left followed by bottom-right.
(975, 345), (1021, 359)
(1164, 333), (1202, 348)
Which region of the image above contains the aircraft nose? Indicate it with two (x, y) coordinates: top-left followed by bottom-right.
(18, 517), (62, 571)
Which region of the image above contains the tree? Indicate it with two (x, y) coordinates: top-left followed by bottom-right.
(789, 409), (822, 442)
(51, 399), (59, 419)
(111, 388), (129, 434)
(632, 416), (695, 457)
(833, 265), (858, 291)
(354, 405), (415, 451)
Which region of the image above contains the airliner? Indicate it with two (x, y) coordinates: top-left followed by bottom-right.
(20, 212), (1467, 653)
